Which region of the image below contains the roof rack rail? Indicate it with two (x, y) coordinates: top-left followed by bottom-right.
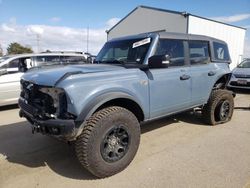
(41, 51), (84, 54)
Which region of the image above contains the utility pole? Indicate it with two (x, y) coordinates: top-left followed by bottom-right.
(36, 34), (41, 53)
(86, 25), (89, 53)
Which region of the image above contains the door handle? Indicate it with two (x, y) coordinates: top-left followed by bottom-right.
(208, 71), (216, 76)
(180, 74), (191, 80)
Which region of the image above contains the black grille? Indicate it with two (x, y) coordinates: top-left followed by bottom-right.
(230, 81), (250, 87)
(20, 79), (56, 118)
(18, 98), (36, 117)
(234, 74), (250, 78)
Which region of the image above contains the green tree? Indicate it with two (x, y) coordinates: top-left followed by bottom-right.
(7, 42), (33, 55)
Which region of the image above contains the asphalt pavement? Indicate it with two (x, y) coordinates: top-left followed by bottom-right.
(0, 92), (250, 188)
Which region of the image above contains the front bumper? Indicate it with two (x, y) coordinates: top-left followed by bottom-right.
(19, 98), (76, 140)
(227, 74), (250, 89)
(228, 80), (250, 89)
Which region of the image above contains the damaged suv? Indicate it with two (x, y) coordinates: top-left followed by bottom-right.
(19, 32), (234, 178)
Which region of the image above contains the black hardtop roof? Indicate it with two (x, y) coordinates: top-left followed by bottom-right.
(109, 31), (227, 45)
(108, 32), (157, 42)
(159, 32), (227, 44)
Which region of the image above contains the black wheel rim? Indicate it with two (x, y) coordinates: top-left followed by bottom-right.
(101, 125), (130, 163)
(219, 100), (230, 121)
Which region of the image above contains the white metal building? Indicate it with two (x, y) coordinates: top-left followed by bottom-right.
(107, 6), (246, 69)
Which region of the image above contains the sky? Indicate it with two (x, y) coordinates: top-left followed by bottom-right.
(0, 0), (249, 56)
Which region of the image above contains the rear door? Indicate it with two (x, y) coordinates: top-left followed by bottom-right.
(148, 39), (192, 118)
(188, 40), (218, 106)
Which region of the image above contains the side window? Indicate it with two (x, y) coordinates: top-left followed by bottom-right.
(35, 56), (46, 63)
(8, 59), (20, 68)
(46, 56), (60, 62)
(155, 39), (185, 67)
(213, 42), (230, 61)
(36, 56), (60, 64)
(189, 41), (210, 65)
(61, 56), (86, 63)
(0, 59), (20, 74)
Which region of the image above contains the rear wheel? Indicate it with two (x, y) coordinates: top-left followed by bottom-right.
(75, 106), (140, 178)
(202, 89), (234, 125)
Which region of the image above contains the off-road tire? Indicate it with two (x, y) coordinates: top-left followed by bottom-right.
(202, 89), (234, 125)
(75, 106), (140, 178)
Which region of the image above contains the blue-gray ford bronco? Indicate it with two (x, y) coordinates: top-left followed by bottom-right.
(19, 32), (234, 178)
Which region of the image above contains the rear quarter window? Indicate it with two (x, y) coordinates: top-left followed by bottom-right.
(213, 42), (230, 61)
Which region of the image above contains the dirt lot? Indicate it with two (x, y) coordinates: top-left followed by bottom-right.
(0, 91), (250, 188)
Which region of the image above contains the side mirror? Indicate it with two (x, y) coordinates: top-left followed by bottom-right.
(148, 55), (170, 69)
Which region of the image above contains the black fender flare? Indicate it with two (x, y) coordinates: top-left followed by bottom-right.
(213, 73), (232, 89)
(75, 91), (144, 129)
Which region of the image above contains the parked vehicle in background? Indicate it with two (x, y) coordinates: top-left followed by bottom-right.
(19, 32), (234, 178)
(228, 58), (250, 90)
(0, 52), (87, 106)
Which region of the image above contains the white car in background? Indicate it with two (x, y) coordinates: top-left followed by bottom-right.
(0, 52), (88, 106)
(228, 58), (250, 90)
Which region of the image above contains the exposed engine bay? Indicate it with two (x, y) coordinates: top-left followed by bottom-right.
(19, 79), (76, 138)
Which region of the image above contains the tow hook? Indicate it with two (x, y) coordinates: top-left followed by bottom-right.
(32, 124), (41, 134)
(19, 110), (24, 118)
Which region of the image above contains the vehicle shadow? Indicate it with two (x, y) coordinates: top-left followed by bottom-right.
(0, 121), (95, 180)
(233, 89), (250, 111)
(232, 88), (250, 95)
(234, 106), (250, 111)
(141, 111), (207, 134)
(0, 112), (207, 180)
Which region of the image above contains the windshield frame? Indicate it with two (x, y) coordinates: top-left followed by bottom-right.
(96, 35), (156, 66)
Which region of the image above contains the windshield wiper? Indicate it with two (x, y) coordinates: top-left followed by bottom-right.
(97, 59), (125, 65)
(108, 60), (125, 65)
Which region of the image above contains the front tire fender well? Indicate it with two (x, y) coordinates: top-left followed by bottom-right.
(75, 92), (144, 136)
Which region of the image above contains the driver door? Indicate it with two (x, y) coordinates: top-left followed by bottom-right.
(148, 39), (192, 118)
(0, 58), (27, 105)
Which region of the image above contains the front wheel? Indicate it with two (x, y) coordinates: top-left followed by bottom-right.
(202, 89), (234, 125)
(75, 106), (141, 178)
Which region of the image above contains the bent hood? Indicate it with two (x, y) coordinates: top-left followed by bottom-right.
(22, 64), (125, 86)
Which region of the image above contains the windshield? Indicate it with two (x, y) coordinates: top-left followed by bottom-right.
(237, 59), (250, 68)
(95, 37), (152, 64)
